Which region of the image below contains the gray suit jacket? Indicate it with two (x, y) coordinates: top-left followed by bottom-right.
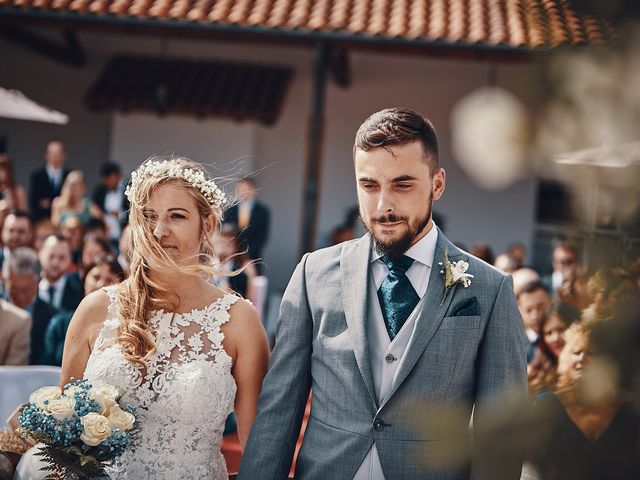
(239, 229), (527, 480)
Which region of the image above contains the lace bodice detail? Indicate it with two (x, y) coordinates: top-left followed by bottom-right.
(83, 286), (239, 479)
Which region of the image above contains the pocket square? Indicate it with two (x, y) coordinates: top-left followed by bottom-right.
(449, 297), (479, 317)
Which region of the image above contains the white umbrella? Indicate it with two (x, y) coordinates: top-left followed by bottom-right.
(0, 86), (69, 124)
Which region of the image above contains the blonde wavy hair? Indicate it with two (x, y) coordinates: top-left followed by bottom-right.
(58, 170), (86, 210)
(116, 156), (223, 366)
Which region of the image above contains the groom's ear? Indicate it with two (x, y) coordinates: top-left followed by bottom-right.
(432, 167), (446, 201)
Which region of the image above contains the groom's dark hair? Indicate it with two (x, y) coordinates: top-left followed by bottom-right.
(353, 107), (439, 173)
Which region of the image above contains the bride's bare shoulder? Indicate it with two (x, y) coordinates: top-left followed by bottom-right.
(76, 289), (111, 323)
(223, 296), (265, 345)
(66, 289), (113, 342)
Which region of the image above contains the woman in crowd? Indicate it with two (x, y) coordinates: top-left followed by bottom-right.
(21, 156), (270, 479)
(527, 302), (579, 396)
(50, 170), (101, 227)
(41, 256), (125, 366)
(525, 287), (640, 479)
(0, 155), (28, 219)
(79, 233), (113, 281)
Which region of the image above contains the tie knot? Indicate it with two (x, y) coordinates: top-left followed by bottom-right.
(381, 255), (414, 274)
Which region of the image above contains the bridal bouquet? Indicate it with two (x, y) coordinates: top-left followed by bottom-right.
(18, 378), (139, 479)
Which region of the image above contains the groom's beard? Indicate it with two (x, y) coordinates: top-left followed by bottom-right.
(362, 195), (433, 261)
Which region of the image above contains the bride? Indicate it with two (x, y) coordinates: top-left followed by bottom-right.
(17, 157), (270, 479)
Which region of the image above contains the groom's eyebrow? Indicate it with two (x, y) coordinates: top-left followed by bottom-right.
(358, 176), (379, 183)
(392, 175), (417, 182)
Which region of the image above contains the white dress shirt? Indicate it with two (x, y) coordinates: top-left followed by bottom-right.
(353, 224), (438, 480)
(45, 164), (63, 191)
(38, 275), (67, 310)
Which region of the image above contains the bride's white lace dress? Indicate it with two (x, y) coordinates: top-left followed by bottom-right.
(15, 285), (240, 480)
(84, 286), (239, 479)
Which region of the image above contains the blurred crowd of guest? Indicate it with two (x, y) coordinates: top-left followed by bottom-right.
(468, 240), (639, 479)
(0, 139), (271, 369)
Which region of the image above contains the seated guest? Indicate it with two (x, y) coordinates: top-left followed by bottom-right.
(0, 211), (33, 270)
(2, 247), (57, 365)
(59, 215), (84, 269)
(471, 242), (495, 265)
(548, 242), (581, 294)
(79, 234), (113, 282)
(0, 296), (31, 365)
(517, 280), (552, 363)
(507, 242), (527, 270)
(526, 314), (640, 479)
(494, 253), (517, 273)
(527, 302), (580, 396)
(0, 148), (28, 221)
(85, 217), (109, 240)
(42, 256), (124, 366)
(50, 170), (101, 227)
(31, 219), (58, 252)
(37, 234), (83, 312)
(512, 267), (540, 297)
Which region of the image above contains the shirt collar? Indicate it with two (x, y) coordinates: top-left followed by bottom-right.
(370, 222), (438, 268)
(46, 164), (62, 178)
(39, 275), (66, 291)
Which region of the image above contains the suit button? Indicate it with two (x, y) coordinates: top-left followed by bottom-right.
(373, 419), (385, 431)
(385, 354), (396, 363)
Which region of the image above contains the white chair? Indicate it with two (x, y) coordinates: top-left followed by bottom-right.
(0, 366), (61, 425)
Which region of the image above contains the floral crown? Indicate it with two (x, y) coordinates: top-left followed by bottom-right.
(125, 159), (227, 210)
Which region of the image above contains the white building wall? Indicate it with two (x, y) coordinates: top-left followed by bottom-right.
(0, 31), (539, 291)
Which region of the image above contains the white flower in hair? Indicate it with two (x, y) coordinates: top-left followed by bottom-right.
(125, 159), (227, 209)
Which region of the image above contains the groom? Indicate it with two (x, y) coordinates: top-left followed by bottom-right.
(239, 108), (527, 479)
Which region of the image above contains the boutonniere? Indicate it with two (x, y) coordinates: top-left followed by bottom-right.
(438, 248), (474, 306)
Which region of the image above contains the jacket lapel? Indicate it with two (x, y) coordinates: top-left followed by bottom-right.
(379, 228), (467, 409)
(340, 234), (378, 408)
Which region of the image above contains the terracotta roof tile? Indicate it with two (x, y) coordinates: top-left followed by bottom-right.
(0, 0), (614, 50)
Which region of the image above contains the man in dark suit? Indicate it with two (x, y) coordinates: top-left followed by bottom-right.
(224, 177), (270, 266)
(37, 234), (83, 312)
(2, 246), (59, 365)
(92, 161), (129, 244)
(28, 140), (70, 221)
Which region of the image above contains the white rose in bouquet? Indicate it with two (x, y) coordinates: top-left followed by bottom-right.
(46, 396), (76, 421)
(89, 383), (119, 416)
(63, 385), (83, 397)
(29, 386), (61, 410)
(80, 413), (112, 446)
(91, 382), (120, 401)
(107, 405), (136, 431)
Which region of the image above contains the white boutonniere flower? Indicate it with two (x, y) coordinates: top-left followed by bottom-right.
(438, 248), (474, 306)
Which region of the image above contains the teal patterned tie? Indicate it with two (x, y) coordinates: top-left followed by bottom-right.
(377, 255), (420, 340)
